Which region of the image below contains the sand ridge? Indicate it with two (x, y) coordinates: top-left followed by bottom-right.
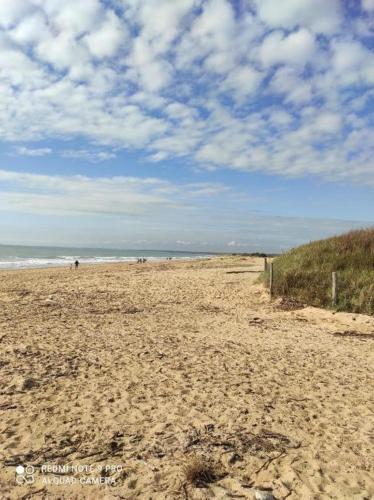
(0, 256), (373, 499)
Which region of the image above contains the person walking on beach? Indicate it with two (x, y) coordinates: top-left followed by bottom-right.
(74, 260), (79, 270)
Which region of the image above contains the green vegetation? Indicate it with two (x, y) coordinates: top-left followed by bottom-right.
(264, 228), (374, 315)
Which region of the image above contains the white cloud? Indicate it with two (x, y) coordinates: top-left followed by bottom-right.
(267, 109), (293, 127)
(190, 0), (235, 52)
(132, 0), (195, 53)
(9, 12), (50, 45)
(175, 0), (237, 68)
(0, 169), (230, 216)
(333, 40), (368, 72)
(17, 146), (52, 156)
(61, 150), (117, 162)
(270, 67), (313, 104)
(312, 113), (342, 134)
(36, 32), (90, 72)
(254, 0), (342, 34)
(42, 0), (103, 36)
(84, 10), (126, 59)
(129, 37), (173, 91)
(0, 0), (34, 29)
(227, 240), (250, 248)
(331, 39), (374, 87)
(259, 29), (316, 68)
(184, 183), (230, 197)
(222, 66), (263, 99)
(0, 170), (173, 216)
(142, 60), (173, 92)
(362, 0), (374, 12)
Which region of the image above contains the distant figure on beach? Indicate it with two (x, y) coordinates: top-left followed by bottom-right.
(74, 260), (79, 269)
(69, 264), (73, 270)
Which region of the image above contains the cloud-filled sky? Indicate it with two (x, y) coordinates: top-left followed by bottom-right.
(0, 0), (373, 252)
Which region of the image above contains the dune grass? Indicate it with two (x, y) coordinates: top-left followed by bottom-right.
(264, 228), (374, 315)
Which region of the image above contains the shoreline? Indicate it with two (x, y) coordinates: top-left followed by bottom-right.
(0, 255), (215, 273)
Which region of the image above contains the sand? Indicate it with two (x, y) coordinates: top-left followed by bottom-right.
(0, 256), (373, 499)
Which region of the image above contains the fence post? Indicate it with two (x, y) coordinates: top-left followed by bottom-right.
(269, 262), (274, 300)
(264, 257), (268, 272)
(332, 271), (337, 307)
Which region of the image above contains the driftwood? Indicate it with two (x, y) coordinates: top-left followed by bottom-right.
(332, 330), (374, 340)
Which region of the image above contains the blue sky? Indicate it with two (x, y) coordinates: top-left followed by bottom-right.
(0, 0), (373, 252)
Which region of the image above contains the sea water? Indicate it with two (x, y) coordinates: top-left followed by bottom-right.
(0, 245), (212, 270)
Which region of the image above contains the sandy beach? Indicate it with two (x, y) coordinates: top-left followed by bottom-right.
(0, 256), (373, 499)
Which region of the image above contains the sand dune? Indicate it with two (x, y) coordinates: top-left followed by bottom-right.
(0, 256), (373, 499)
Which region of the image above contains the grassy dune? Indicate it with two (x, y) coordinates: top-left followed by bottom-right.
(265, 228), (374, 315)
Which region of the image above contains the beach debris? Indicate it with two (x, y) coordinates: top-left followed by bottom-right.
(228, 452), (242, 464)
(124, 306), (143, 314)
(204, 423), (215, 433)
(108, 430), (125, 454)
(332, 330), (374, 340)
(274, 297), (305, 311)
(254, 489), (275, 500)
(198, 304), (222, 313)
(43, 296), (59, 308)
(183, 425), (299, 465)
(0, 401), (17, 410)
(249, 317), (264, 326)
(226, 270), (256, 274)
(18, 377), (38, 391)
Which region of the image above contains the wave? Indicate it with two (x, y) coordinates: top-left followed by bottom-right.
(0, 254), (208, 270)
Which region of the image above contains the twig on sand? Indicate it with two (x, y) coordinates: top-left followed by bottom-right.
(0, 402), (17, 410)
(75, 449), (104, 460)
(4, 441), (84, 468)
(182, 481), (189, 499)
(254, 451), (286, 475)
(286, 397), (310, 403)
(332, 330), (374, 340)
(21, 488), (46, 499)
(282, 488), (293, 499)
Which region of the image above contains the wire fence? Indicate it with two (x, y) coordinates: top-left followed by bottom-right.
(263, 259), (374, 315)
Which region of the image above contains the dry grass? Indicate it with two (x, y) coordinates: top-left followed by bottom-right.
(183, 457), (225, 488)
(263, 228), (374, 315)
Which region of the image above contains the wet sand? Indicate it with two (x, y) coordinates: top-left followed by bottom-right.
(0, 256), (373, 499)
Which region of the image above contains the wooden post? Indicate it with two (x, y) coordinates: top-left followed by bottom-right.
(332, 272), (337, 307)
(264, 257), (268, 272)
(269, 262), (274, 300)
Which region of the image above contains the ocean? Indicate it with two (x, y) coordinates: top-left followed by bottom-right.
(0, 245), (213, 270)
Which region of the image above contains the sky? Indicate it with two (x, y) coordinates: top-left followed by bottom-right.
(0, 0), (373, 253)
